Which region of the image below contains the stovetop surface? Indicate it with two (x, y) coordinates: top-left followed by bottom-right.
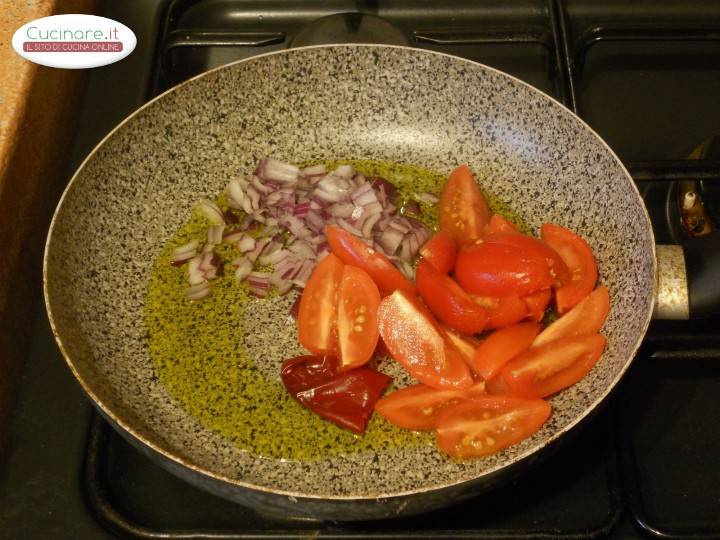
(1, 1), (720, 538)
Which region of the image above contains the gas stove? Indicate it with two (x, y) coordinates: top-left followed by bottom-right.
(2, 1), (720, 538)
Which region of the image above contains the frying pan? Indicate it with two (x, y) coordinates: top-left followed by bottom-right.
(44, 45), (656, 520)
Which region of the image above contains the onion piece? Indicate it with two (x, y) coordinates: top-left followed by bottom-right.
(337, 218), (363, 237)
(248, 271), (271, 297)
(377, 228), (404, 255)
(259, 248), (291, 266)
(415, 192), (439, 205)
(207, 225), (225, 245)
(329, 203), (355, 219)
(255, 158), (300, 184)
(334, 164), (354, 179)
(195, 200), (225, 225)
(362, 213), (382, 238)
(236, 235), (256, 253)
(171, 240), (199, 266)
(288, 240), (316, 259)
(187, 256), (205, 285)
(186, 282), (211, 301)
(233, 257), (253, 281)
(301, 164), (326, 177)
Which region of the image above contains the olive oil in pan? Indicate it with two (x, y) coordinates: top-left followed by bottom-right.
(145, 160), (527, 461)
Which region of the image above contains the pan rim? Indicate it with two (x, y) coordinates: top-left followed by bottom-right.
(43, 43), (657, 501)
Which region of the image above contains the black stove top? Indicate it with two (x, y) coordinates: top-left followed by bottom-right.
(2, 1), (720, 538)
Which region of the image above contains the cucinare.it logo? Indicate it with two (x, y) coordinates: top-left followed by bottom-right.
(12, 14), (136, 69)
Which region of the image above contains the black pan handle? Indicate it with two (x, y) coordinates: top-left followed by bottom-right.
(654, 234), (720, 320)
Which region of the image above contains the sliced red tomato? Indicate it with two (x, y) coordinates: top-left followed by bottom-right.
(326, 225), (415, 295)
(541, 223), (598, 314)
(484, 233), (571, 288)
(415, 260), (488, 334)
(523, 288), (552, 322)
(297, 253), (344, 355)
(375, 382), (486, 430)
(377, 290), (473, 390)
(455, 243), (554, 298)
(419, 230), (457, 274)
(484, 214), (520, 236)
(533, 286), (610, 347)
(472, 294), (529, 329)
(435, 396), (551, 458)
(442, 325), (481, 373)
(471, 322), (541, 382)
(439, 165), (490, 246)
(501, 334), (606, 398)
(337, 266), (381, 370)
(281, 355), (390, 434)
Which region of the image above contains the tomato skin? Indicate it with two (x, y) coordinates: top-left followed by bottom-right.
(471, 322), (541, 382)
(337, 266), (381, 370)
(472, 294), (529, 329)
(455, 243), (554, 298)
(375, 382), (486, 430)
(297, 253), (344, 355)
(419, 230), (457, 274)
(501, 334), (606, 398)
(439, 165), (490, 246)
(533, 285), (610, 347)
(540, 223), (598, 314)
(523, 288), (552, 322)
(484, 214), (520, 236)
(281, 355), (391, 434)
(415, 260), (488, 334)
(484, 233), (571, 288)
(377, 290), (473, 390)
(326, 225), (415, 295)
(435, 396), (551, 458)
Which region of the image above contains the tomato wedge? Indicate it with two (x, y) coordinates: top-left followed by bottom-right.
(472, 294), (529, 329)
(439, 165), (490, 245)
(484, 214), (520, 236)
(297, 253), (344, 355)
(541, 223), (598, 314)
(484, 233), (571, 288)
(523, 288), (552, 322)
(377, 290), (473, 390)
(455, 242), (554, 297)
(281, 355), (390, 434)
(415, 259), (488, 334)
(442, 325), (481, 373)
(471, 322), (541, 382)
(337, 266), (381, 370)
(419, 230), (457, 274)
(326, 225), (415, 294)
(375, 382), (486, 430)
(501, 334), (606, 398)
(533, 286), (610, 347)
(435, 396), (551, 458)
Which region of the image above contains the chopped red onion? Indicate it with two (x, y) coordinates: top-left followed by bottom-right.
(329, 203), (355, 218)
(246, 238), (269, 263)
(187, 256), (205, 285)
(362, 213), (382, 238)
(398, 240), (413, 262)
(301, 164), (326, 177)
(255, 158), (300, 184)
(293, 201), (311, 218)
(236, 235), (256, 253)
(251, 175), (273, 195)
(334, 164), (354, 179)
(389, 218), (411, 234)
(351, 182), (378, 206)
(207, 225), (225, 245)
(402, 199), (421, 216)
(305, 211), (325, 233)
(399, 261), (414, 280)
(377, 228), (404, 255)
(246, 186), (261, 211)
(259, 248), (291, 266)
(223, 230), (245, 244)
(171, 239), (199, 266)
(337, 218), (363, 237)
(363, 201), (383, 216)
(248, 271), (271, 297)
(186, 282), (211, 301)
(369, 176), (398, 199)
(234, 257), (253, 281)
(288, 240), (316, 259)
(415, 192), (439, 205)
(195, 200), (225, 225)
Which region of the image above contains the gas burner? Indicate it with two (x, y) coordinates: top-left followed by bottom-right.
(290, 13), (409, 48)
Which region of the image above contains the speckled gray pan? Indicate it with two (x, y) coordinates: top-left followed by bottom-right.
(44, 45), (655, 520)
